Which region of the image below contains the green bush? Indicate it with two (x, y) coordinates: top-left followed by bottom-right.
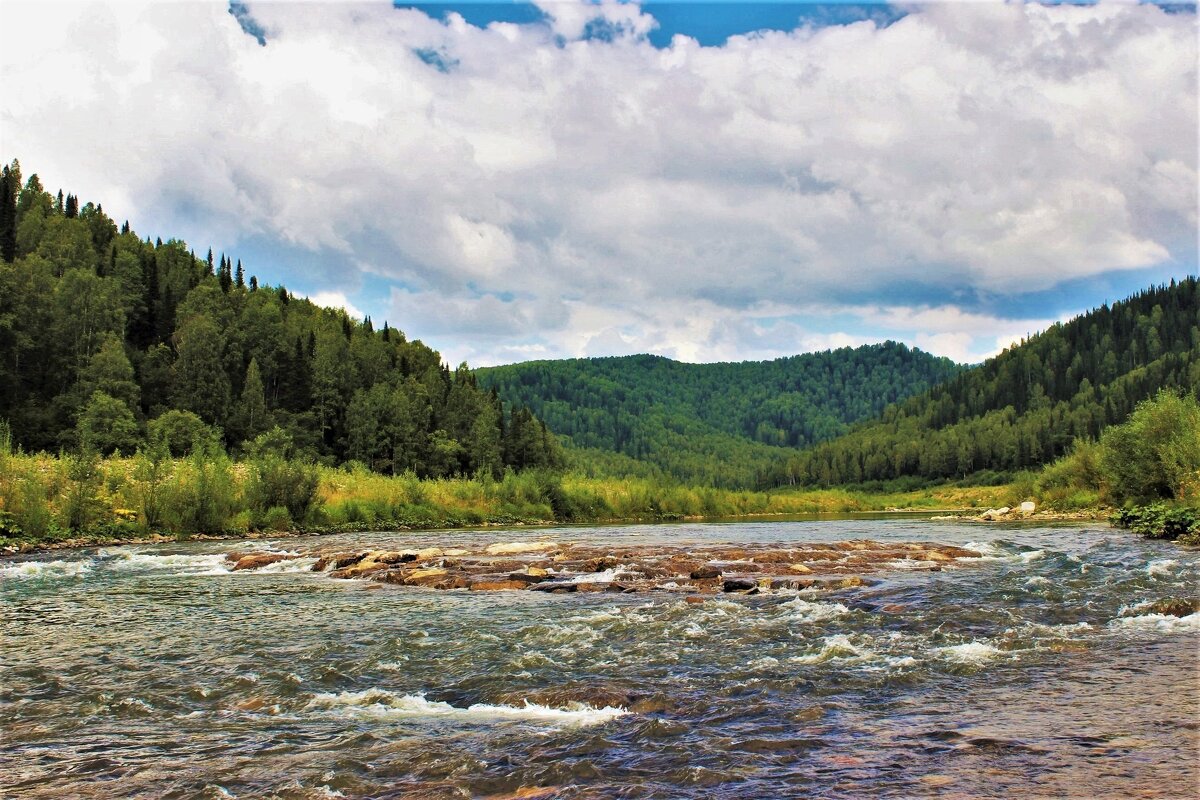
(259, 505), (293, 532)
(246, 456), (320, 525)
(163, 448), (237, 535)
(1111, 504), (1200, 542)
(1101, 390), (1200, 505)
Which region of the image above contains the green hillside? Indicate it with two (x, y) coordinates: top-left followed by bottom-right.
(0, 159), (562, 476)
(477, 344), (963, 487)
(787, 279), (1200, 486)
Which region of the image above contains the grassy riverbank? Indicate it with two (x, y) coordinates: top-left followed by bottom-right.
(0, 448), (1025, 552)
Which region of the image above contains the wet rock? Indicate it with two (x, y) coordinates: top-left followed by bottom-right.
(690, 565), (721, 580)
(505, 571), (552, 585)
(329, 563), (388, 579)
(684, 595), (706, 605)
(746, 550), (787, 564)
(469, 579), (528, 591)
(580, 556), (619, 572)
(788, 563), (813, 574)
(1145, 598), (1200, 617)
(723, 577), (757, 592)
(334, 552), (368, 569)
(372, 551), (414, 565)
(403, 567), (448, 584)
(576, 582), (611, 593)
(229, 553), (297, 571)
(526, 566), (549, 577)
(529, 581), (579, 593)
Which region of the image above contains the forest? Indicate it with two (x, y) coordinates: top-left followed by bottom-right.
(0, 159), (562, 477)
(785, 279), (1200, 487)
(477, 345), (962, 487)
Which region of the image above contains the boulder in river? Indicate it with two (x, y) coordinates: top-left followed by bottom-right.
(228, 553), (297, 571)
(1144, 598), (1200, 618)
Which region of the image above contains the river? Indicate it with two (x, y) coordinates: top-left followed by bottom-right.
(2, 519), (1197, 799)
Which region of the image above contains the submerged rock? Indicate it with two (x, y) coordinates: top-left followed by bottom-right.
(1144, 598), (1200, 618)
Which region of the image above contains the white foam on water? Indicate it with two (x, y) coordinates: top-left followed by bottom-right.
(307, 689), (627, 727)
(377, 661), (408, 671)
(963, 541), (1004, 558)
(938, 641), (1003, 664)
(780, 597), (850, 623)
(788, 633), (869, 664)
(884, 559), (942, 570)
(107, 550), (231, 575)
(251, 557), (319, 574)
(1024, 575), (1051, 587)
(1109, 612), (1200, 634)
(1146, 559), (1178, 578)
(568, 567), (627, 584)
(747, 656), (780, 670)
(0, 558), (92, 580)
(115, 696), (156, 714)
(962, 548), (1046, 564)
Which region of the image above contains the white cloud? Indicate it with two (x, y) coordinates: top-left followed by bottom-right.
(1, 0), (1193, 366)
(307, 291), (365, 323)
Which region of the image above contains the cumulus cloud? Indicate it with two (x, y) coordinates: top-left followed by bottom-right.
(1, 0), (1194, 366)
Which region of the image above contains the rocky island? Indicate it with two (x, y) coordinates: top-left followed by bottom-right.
(226, 538), (983, 594)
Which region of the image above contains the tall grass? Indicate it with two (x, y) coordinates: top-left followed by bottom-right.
(0, 448), (1015, 548)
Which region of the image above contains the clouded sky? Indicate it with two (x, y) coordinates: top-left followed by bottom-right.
(2, 1), (1196, 366)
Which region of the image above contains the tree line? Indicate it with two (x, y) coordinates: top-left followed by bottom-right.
(784, 279), (1200, 486)
(0, 159), (562, 476)
(477, 344), (962, 487)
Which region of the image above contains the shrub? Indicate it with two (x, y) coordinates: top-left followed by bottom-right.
(259, 505), (293, 532)
(62, 450), (104, 531)
(164, 447), (237, 535)
(246, 456), (320, 525)
(1101, 391), (1200, 505)
(1111, 504), (1200, 541)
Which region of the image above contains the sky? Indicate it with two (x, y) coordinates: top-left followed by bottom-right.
(1, 1), (1196, 367)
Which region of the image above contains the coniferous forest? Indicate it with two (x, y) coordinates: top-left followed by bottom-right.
(786, 279), (1200, 486)
(0, 159), (562, 476)
(477, 345), (963, 487)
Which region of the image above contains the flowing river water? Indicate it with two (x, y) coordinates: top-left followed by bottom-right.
(2, 519), (1198, 799)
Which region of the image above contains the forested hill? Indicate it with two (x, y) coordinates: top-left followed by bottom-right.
(0, 159), (561, 475)
(476, 344), (963, 487)
(787, 278), (1200, 486)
